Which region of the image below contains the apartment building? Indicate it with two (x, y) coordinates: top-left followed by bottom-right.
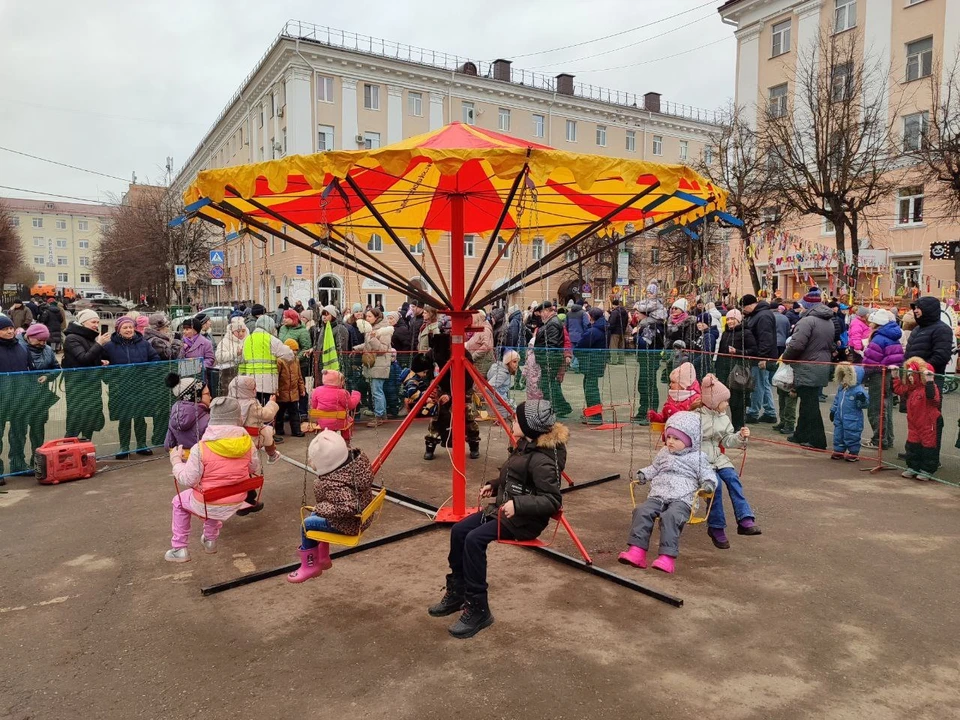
(2, 197), (113, 296)
(719, 0), (960, 299)
(171, 21), (723, 311)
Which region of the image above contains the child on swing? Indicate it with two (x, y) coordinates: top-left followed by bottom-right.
(287, 430), (375, 583)
(618, 411), (717, 574)
(165, 397), (262, 563)
(163, 373), (211, 451)
(648, 361), (701, 425)
(309, 369), (362, 441)
(697, 375), (761, 550)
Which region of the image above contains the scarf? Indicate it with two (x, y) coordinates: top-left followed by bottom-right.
(669, 311), (689, 325)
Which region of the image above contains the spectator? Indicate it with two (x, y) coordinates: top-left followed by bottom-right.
(244, 303), (273, 336)
(103, 316), (160, 458)
(465, 310), (494, 376)
(61, 310), (110, 443)
(18, 323), (60, 463)
(0, 314), (31, 477)
(239, 315), (295, 405)
(576, 307), (609, 425)
(486, 350), (520, 419)
(632, 299), (666, 424)
(848, 306), (872, 362)
(532, 301), (572, 417)
(8, 299), (34, 331)
(607, 298), (628, 365)
(714, 309), (756, 431)
(417, 307), (440, 352)
(356, 308), (394, 428)
(741, 294), (778, 424)
(144, 312), (182, 445)
(37, 297), (64, 352)
(408, 301), (425, 352)
(180, 317), (216, 373)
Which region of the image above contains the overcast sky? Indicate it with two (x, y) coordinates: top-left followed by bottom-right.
(0, 0), (735, 206)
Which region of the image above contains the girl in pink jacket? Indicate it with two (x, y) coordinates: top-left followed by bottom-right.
(848, 307), (872, 361)
(165, 397), (262, 563)
(310, 370), (361, 442)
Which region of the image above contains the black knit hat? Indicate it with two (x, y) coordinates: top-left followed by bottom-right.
(411, 353), (433, 373)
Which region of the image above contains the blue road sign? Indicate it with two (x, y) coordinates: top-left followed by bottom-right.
(296, 265), (303, 275)
(210, 265), (224, 279)
(209, 250), (225, 264)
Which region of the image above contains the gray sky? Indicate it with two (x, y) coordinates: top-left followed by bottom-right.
(0, 0), (735, 205)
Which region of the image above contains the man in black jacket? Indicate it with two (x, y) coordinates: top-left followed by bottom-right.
(905, 296), (955, 463)
(742, 294), (778, 423)
(0, 314), (31, 477)
(533, 301), (572, 417)
(607, 298), (628, 365)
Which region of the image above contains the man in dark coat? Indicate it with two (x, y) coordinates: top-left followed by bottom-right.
(532, 301), (572, 417)
(408, 302), (425, 351)
(782, 296), (836, 450)
(38, 297), (65, 352)
(0, 314), (31, 477)
(742, 294), (779, 423)
(607, 298), (628, 365)
(904, 295), (955, 463)
(576, 308), (608, 423)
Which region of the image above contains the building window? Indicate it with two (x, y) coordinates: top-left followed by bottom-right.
(366, 293), (384, 309)
(55, 219), (66, 230)
(318, 75), (334, 103)
(651, 248), (661, 265)
(903, 111), (929, 151)
(679, 140), (688, 160)
(100, 221), (109, 233)
(565, 119), (577, 142)
(831, 62), (854, 102)
(410, 239), (424, 255)
(768, 84), (788, 117)
(363, 84), (380, 110)
(32, 217), (42, 228)
(270, 137), (276, 159)
(281, 128), (287, 155)
(893, 255), (922, 289)
(363, 131), (381, 150)
(532, 237), (544, 261)
(498, 108), (511, 132)
(57, 273), (68, 283)
(834, 0), (856, 33)
(79, 256), (91, 267)
(33, 256), (44, 265)
(367, 234), (383, 253)
(823, 201), (836, 234)
(565, 248), (578, 263)
(464, 234), (476, 258)
(771, 19), (791, 56)
(761, 206), (781, 225)
(596, 125), (607, 147)
(80, 273), (91, 284)
(408, 91), (423, 116)
(78, 220), (88, 231)
(268, 93), (275, 118)
(625, 130), (636, 152)
(462, 101), (475, 125)
(33, 236), (42, 247)
(652, 135), (663, 155)
(37, 272), (45, 281)
(704, 145), (714, 164)
(56, 239), (67, 248)
(496, 236), (511, 259)
(533, 114), (544, 138)
(897, 186), (924, 225)
(258, 106), (264, 128)
(318, 125), (335, 151)
(8, 216), (18, 227)
(906, 37), (933, 82)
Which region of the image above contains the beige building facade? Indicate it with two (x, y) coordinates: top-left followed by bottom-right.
(172, 21), (723, 311)
(719, 0), (960, 300)
(2, 197), (113, 297)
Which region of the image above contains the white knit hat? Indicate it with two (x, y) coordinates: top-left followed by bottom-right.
(76, 309), (100, 325)
(309, 429), (350, 476)
(868, 309), (895, 326)
(671, 298), (688, 312)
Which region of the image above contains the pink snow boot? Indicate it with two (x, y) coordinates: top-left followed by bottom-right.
(651, 555), (676, 574)
(286, 544), (332, 584)
(617, 545), (647, 568)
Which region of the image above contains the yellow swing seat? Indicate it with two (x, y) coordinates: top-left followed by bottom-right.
(300, 487), (388, 547)
(629, 482), (715, 525)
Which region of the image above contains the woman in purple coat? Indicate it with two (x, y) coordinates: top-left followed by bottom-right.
(180, 317), (216, 387)
(861, 309), (905, 450)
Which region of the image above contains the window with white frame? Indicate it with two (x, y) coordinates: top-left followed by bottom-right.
(906, 37), (933, 82)
(258, 106), (264, 128)
(565, 248), (577, 263)
(80, 273), (91, 283)
(270, 236), (275, 255)
(33, 255), (44, 265)
(823, 201), (836, 234)
(368, 234), (383, 253)
(831, 62), (854, 102)
(626, 130), (636, 152)
(498, 108), (511, 132)
(364, 131), (381, 150)
(533, 114), (545, 138)
(897, 186), (924, 225)
(462, 101), (476, 125)
(8, 216), (18, 227)
(55, 219), (66, 230)
(281, 128), (287, 155)
(903, 111), (929, 151)
(834, 0), (856, 32)
(57, 257), (67, 266)
(408, 91), (423, 117)
(464, 234), (476, 258)
(56, 239), (67, 248)
(268, 93), (275, 118)
(893, 255), (922, 289)
(703, 145), (714, 164)
(532, 237), (544, 261)
(363, 84), (380, 110)
(565, 119), (577, 142)
(318, 125), (335, 151)
(57, 273), (68, 283)
(36, 271), (45, 281)
(767, 147), (785, 170)
(761, 206), (781, 225)
(79, 256), (90, 267)
(410, 239), (424, 255)
(652, 135), (663, 155)
(596, 125), (607, 147)
(78, 220), (88, 231)
(768, 84), (788, 117)
(33, 236), (42, 247)
(679, 140), (688, 160)
(317, 75), (334, 103)
(32, 217), (42, 228)
(496, 236), (511, 259)
(771, 19), (791, 56)
(366, 293), (384, 309)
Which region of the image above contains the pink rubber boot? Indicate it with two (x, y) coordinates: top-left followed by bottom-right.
(314, 541), (333, 572)
(617, 545), (647, 568)
(651, 555), (676, 574)
(287, 548), (325, 583)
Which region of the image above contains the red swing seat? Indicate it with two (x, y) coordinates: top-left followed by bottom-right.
(174, 474), (265, 520)
(582, 404), (630, 430)
(497, 506), (593, 565)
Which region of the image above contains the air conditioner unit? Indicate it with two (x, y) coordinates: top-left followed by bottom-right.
(355, 134), (365, 144)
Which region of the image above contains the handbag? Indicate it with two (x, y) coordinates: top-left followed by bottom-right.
(727, 364), (755, 392)
(361, 352), (377, 368)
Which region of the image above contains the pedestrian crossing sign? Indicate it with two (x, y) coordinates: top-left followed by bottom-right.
(209, 250), (225, 264)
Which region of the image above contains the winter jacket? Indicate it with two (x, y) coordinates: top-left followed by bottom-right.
(278, 323), (312, 359)
(409, 314), (425, 349)
(164, 401), (211, 450)
(575, 316), (608, 376)
(103, 331), (160, 366)
(245, 314), (275, 336)
(830, 313), (845, 348)
(8, 303), (33, 330)
(483, 423), (567, 541)
(634, 316), (665, 351)
(465, 320), (495, 372)
(831, 365), (869, 442)
(504, 310), (528, 349)
(392, 316), (413, 352)
(893, 360), (941, 448)
(847, 316), (872, 358)
(356, 320), (394, 380)
(276, 358), (305, 403)
(774, 312), (790, 351)
(699, 406), (747, 472)
(715, 323), (757, 385)
(228, 377), (279, 429)
(905, 296), (955, 376)
(486, 360), (515, 414)
(215, 329), (246, 367)
(745, 301), (778, 360)
(180, 333), (215, 369)
(665, 315), (699, 349)
(416, 320), (439, 353)
(0, 336), (30, 373)
(310, 384), (361, 434)
(533, 315), (565, 375)
(781, 304), (835, 388)
(38, 303), (64, 345)
(103, 331), (161, 420)
(311, 449), (375, 536)
(785, 309), (802, 332)
(565, 305), (588, 345)
(18, 336), (58, 371)
(346, 320), (365, 350)
(144, 326), (182, 361)
(608, 305), (629, 336)
(862, 322), (904, 376)
(637, 412), (718, 505)
(648, 375), (702, 424)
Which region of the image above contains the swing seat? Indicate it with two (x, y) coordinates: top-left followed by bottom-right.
(176, 475), (265, 520)
(307, 409), (355, 433)
(300, 487), (387, 547)
(244, 425), (261, 438)
(629, 482), (715, 525)
(582, 404), (629, 430)
(497, 507), (593, 565)
(649, 421), (665, 435)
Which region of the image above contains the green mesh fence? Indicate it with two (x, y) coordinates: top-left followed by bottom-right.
(0, 359), (204, 477)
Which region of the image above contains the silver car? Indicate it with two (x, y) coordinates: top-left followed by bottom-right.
(171, 306), (235, 338)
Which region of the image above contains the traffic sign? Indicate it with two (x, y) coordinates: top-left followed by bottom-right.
(211, 279), (225, 286)
(209, 250), (225, 264)
(210, 265), (224, 279)
(174, 265), (187, 282)
(295, 265), (303, 275)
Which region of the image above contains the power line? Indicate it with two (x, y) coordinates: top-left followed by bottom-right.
(508, 1), (717, 59)
(0, 97), (206, 128)
(0, 184), (116, 206)
(0, 145), (129, 183)
(573, 36), (733, 74)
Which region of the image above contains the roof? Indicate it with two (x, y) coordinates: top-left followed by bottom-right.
(0, 196), (116, 217)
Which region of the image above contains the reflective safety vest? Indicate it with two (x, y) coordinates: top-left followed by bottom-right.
(238, 331), (277, 376)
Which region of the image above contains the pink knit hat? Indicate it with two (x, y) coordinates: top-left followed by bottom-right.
(25, 323), (50, 341)
(322, 370), (344, 387)
(700, 374), (731, 411)
(669, 362), (697, 389)
(726, 309), (743, 323)
(135, 315), (149, 333)
(115, 316), (135, 330)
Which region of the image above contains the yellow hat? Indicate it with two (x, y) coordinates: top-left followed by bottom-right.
(283, 338), (299, 351)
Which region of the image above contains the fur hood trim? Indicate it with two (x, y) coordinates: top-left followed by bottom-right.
(535, 423), (569, 449)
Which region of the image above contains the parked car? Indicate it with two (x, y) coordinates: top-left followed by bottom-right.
(171, 306), (234, 338)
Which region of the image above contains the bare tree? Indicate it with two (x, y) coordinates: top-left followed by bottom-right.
(911, 50), (960, 218)
(694, 103), (779, 293)
(0, 201), (29, 293)
(95, 184), (213, 306)
(760, 30), (903, 287)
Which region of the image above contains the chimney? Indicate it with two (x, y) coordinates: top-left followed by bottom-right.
(492, 58), (512, 82)
(556, 73), (575, 96)
(643, 92), (661, 113)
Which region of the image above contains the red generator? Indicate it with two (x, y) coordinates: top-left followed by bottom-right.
(35, 438), (98, 485)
